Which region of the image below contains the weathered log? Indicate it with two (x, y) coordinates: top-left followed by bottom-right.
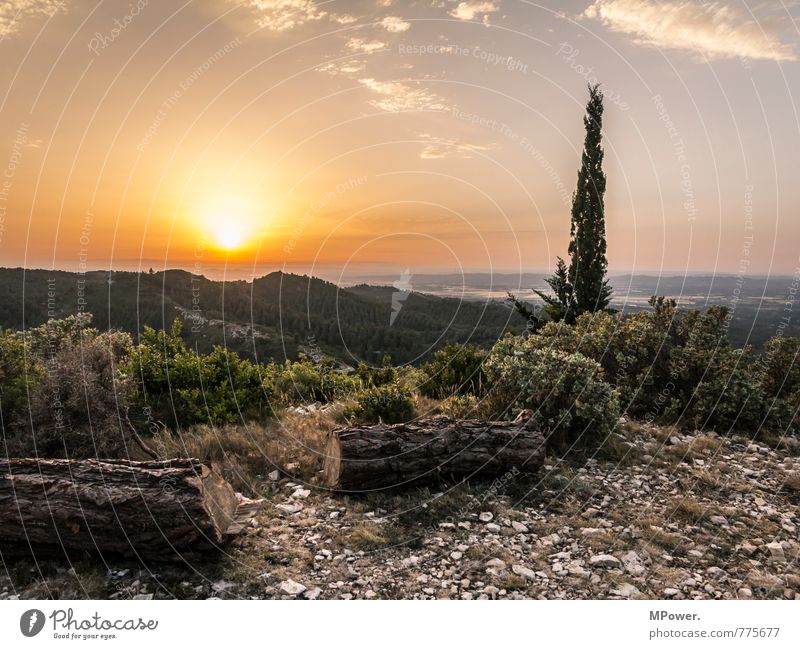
(323, 417), (546, 491)
(0, 458), (261, 560)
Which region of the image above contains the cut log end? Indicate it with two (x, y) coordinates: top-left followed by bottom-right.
(323, 431), (342, 489)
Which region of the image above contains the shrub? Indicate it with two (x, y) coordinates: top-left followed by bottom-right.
(484, 335), (620, 452)
(665, 307), (764, 432)
(528, 299), (678, 417)
(128, 319), (273, 430)
(760, 335), (800, 399)
(438, 394), (480, 419)
(266, 355), (359, 405)
(420, 343), (486, 398)
(0, 328), (40, 426)
(356, 355), (397, 388)
(9, 319), (135, 458)
(348, 385), (416, 424)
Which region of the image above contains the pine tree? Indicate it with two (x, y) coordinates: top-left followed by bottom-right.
(568, 84), (612, 314)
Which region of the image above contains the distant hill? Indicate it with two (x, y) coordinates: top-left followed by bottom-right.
(0, 268), (525, 365)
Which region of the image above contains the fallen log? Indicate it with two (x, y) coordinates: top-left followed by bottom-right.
(323, 417), (545, 491)
(0, 458), (261, 560)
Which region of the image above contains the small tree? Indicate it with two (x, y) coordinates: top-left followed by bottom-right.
(534, 257), (573, 322)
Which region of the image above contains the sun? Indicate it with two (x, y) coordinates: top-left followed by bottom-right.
(214, 220), (245, 251)
(199, 193), (256, 252)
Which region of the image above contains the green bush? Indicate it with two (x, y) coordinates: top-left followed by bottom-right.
(528, 299), (678, 417)
(758, 336), (800, 433)
(420, 343), (487, 398)
(664, 307), (764, 432)
(356, 355), (397, 388)
(484, 335), (620, 452)
(438, 394), (479, 419)
(348, 385), (416, 424)
(0, 328), (39, 426)
(128, 319), (273, 429)
(266, 355), (359, 405)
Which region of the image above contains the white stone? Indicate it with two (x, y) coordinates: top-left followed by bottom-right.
(279, 579), (307, 596)
(766, 541), (786, 562)
(479, 512), (494, 522)
(511, 521), (529, 533)
(589, 554), (621, 569)
(511, 564), (536, 581)
(276, 502), (303, 515)
(612, 583), (641, 599)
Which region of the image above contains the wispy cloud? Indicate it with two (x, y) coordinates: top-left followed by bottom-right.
(316, 58), (367, 76)
(359, 78), (448, 112)
(449, 1), (498, 21)
(347, 37), (386, 53)
(584, 0), (797, 62)
(1, 0), (66, 37)
(381, 15), (410, 32)
(418, 133), (495, 159)
(240, 0), (332, 31)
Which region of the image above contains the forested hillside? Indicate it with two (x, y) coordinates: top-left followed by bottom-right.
(0, 268), (525, 364)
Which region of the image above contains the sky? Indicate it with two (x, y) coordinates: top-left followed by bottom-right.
(0, 0), (798, 281)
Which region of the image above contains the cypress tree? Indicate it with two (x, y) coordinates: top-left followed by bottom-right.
(509, 83), (612, 326)
(568, 83), (612, 314)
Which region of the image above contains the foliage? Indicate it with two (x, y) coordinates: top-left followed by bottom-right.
(758, 335), (800, 432)
(266, 355), (359, 405)
(127, 319), (273, 430)
(9, 317), (135, 458)
(0, 328), (39, 427)
(484, 335), (620, 451)
(420, 343), (486, 398)
(534, 257), (574, 323)
(356, 355), (397, 388)
(664, 306), (764, 432)
(347, 385), (416, 424)
(437, 394), (480, 419)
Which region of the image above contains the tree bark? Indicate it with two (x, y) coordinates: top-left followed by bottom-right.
(323, 417), (545, 491)
(0, 458), (260, 560)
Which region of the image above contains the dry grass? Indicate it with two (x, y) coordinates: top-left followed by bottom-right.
(151, 410), (333, 494)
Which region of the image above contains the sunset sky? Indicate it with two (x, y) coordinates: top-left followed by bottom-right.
(1, 0), (798, 281)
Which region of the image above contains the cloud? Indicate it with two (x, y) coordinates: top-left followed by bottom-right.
(241, 0), (332, 31)
(316, 58), (367, 76)
(333, 14), (359, 25)
(347, 37), (386, 53)
(418, 134), (495, 159)
(584, 0), (797, 62)
(381, 15), (410, 32)
(358, 77), (448, 112)
(1, 0), (66, 36)
(449, 1), (498, 21)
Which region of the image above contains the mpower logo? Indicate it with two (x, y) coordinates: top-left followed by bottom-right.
(20, 609), (45, 637)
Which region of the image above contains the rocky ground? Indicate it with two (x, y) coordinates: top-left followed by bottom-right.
(2, 421), (799, 600)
